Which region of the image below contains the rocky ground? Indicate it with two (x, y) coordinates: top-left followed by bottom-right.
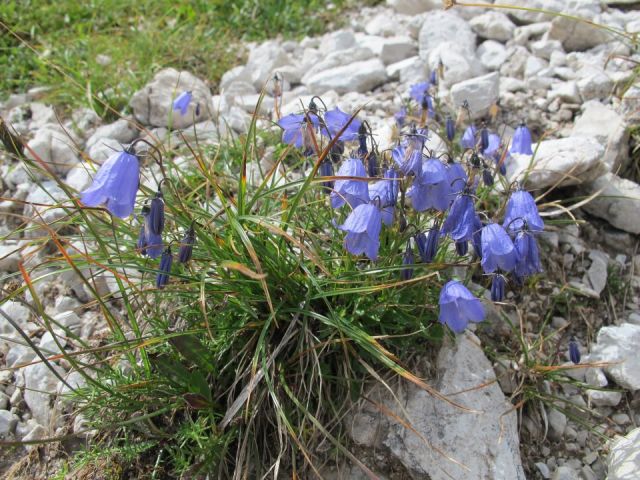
(1, 0), (640, 478)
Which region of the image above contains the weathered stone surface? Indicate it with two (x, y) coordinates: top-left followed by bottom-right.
(387, 0), (440, 15)
(23, 362), (64, 428)
(23, 181), (71, 238)
(608, 427), (640, 480)
(347, 332), (525, 480)
(85, 118), (138, 149)
(590, 323), (640, 391)
(0, 244), (21, 273)
(26, 127), (80, 175)
(507, 137), (606, 190)
(304, 59), (387, 95)
(449, 72), (500, 120)
(418, 11), (476, 61)
(246, 41), (294, 90)
(477, 40), (508, 71)
(469, 11), (516, 42)
(549, 15), (612, 51)
(130, 68), (212, 129)
(582, 173), (640, 235)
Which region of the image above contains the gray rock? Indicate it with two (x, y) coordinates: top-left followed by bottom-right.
(65, 163), (93, 192)
(220, 66), (250, 91)
(85, 118), (138, 148)
(572, 101), (629, 172)
(547, 408), (567, 440)
(0, 410), (18, 439)
(222, 80), (256, 98)
(246, 41), (293, 90)
(39, 331), (67, 355)
(577, 68), (613, 101)
(347, 332), (525, 480)
(87, 137), (122, 163)
(582, 173), (640, 235)
(494, 0), (564, 24)
(26, 127), (80, 175)
(0, 244), (21, 273)
(23, 362), (64, 428)
(477, 40), (508, 71)
(69, 108), (101, 135)
(23, 181), (71, 238)
(548, 81), (581, 103)
(449, 72), (499, 120)
(387, 0), (440, 14)
(357, 35), (417, 65)
(427, 42), (478, 87)
(0, 301), (30, 334)
(536, 461), (551, 479)
(608, 427), (640, 480)
(469, 12), (516, 42)
(304, 59), (387, 95)
(549, 15), (612, 52)
(586, 250), (609, 295)
(20, 421), (46, 449)
(52, 311), (82, 336)
(418, 11), (476, 61)
(7, 344), (36, 368)
(590, 323), (640, 391)
(530, 39), (564, 60)
(130, 68), (212, 129)
(325, 30), (356, 52)
(179, 119), (220, 143)
(302, 47), (375, 83)
(525, 55), (548, 77)
(552, 465), (578, 480)
(620, 84), (640, 123)
(507, 136), (606, 190)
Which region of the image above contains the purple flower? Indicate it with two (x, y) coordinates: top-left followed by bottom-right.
(330, 157), (369, 209)
(480, 127), (489, 152)
(366, 152), (378, 178)
(337, 203), (382, 261)
(81, 150), (140, 218)
(156, 247), (173, 289)
(439, 280), (485, 333)
(441, 194), (477, 242)
(446, 161), (468, 198)
(416, 226), (439, 263)
(319, 159), (334, 190)
(277, 112), (320, 149)
(514, 230), (542, 279)
(173, 91), (192, 116)
(510, 123), (533, 155)
(491, 274), (506, 302)
(471, 215), (483, 258)
(460, 125), (477, 150)
(409, 82), (430, 103)
(569, 337), (581, 364)
(323, 107), (361, 142)
(395, 107), (407, 128)
(480, 223), (517, 274)
(401, 240), (414, 281)
(178, 226), (195, 264)
(368, 180), (394, 226)
(407, 158), (450, 212)
(455, 240), (468, 256)
(446, 117), (455, 142)
(392, 145), (422, 177)
(148, 191), (165, 236)
(503, 190), (544, 234)
(483, 133), (501, 157)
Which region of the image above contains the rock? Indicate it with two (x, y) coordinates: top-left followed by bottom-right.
(65, 163), (93, 192)
(494, 0), (564, 24)
(23, 181), (70, 238)
(608, 427), (640, 480)
(130, 68), (212, 129)
(582, 173), (640, 235)
(0, 301), (30, 335)
(325, 30), (356, 52)
(449, 72), (499, 120)
(220, 66), (249, 91)
(524, 56), (548, 77)
(23, 362), (64, 428)
(178, 120), (220, 143)
(347, 332), (525, 480)
(469, 12), (516, 42)
(571, 101), (629, 172)
(536, 462), (551, 479)
(0, 410), (18, 439)
(386, 56), (425, 82)
(85, 118), (138, 148)
(548, 81), (581, 103)
(418, 11), (476, 61)
(547, 408), (567, 440)
(477, 40), (508, 71)
(552, 465), (579, 480)
(304, 59), (387, 95)
(222, 80), (257, 98)
(69, 108), (101, 134)
(20, 421), (47, 449)
(0, 244), (21, 273)
(26, 127), (80, 175)
(427, 42), (478, 87)
(507, 136), (606, 190)
(549, 15), (612, 52)
(302, 47), (375, 82)
(87, 137), (123, 163)
(586, 250), (609, 295)
(387, 0), (440, 15)
(6, 344), (35, 368)
(234, 94), (275, 115)
(576, 68), (613, 102)
(590, 323), (640, 391)
(620, 85), (640, 123)
(530, 39), (564, 60)
(39, 331), (67, 355)
(246, 41), (293, 90)
(357, 35), (417, 65)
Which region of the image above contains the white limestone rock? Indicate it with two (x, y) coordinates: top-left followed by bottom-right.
(85, 118), (138, 149)
(26, 127), (80, 175)
(581, 173), (640, 235)
(549, 14), (613, 52)
(590, 323), (640, 391)
(608, 427), (640, 480)
(418, 10), (476, 62)
(477, 40), (508, 71)
(0, 244), (21, 273)
(449, 72), (500, 120)
(387, 0), (440, 15)
(23, 362), (65, 428)
(304, 59), (388, 95)
(469, 12), (516, 42)
(246, 41), (294, 90)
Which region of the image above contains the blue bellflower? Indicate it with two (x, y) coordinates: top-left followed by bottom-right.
(460, 125), (477, 150)
(323, 107), (361, 142)
(416, 226), (439, 263)
(368, 180), (395, 226)
(81, 150), (140, 219)
(569, 337), (581, 364)
(446, 161), (468, 198)
(337, 203), (382, 261)
(491, 274), (506, 302)
(514, 230), (542, 279)
(319, 159), (334, 190)
(446, 117), (455, 142)
(148, 191), (165, 236)
(156, 247), (173, 289)
(395, 107), (407, 128)
(480, 223), (517, 274)
(439, 280), (485, 333)
(409, 82), (430, 103)
(392, 145), (422, 177)
(503, 190), (544, 233)
(407, 159), (451, 212)
(277, 112), (320, 151)
(511, 123), (533, 155)
(330, 157), (369, 209)
(401, 240), (414, 281)
(173, 91), (192, 116)
(441, 193), (477, 242)
(178, 226), (195, 263)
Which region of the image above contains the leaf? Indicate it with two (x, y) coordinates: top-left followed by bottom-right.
(169, 334), (217, 373)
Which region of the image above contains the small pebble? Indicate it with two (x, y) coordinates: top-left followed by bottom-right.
(611, 413), (630, 425)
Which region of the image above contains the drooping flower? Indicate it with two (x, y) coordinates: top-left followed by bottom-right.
(385, 167), (400, 205)
(368, 179), (394, 226)
(503, 190), (544, 233)
(178, 226), (195, 264)
(483, 133), (501, 157)
(446, 161), (468, 198)
(471, 215), (483, 258)
(420, 93), (435, 118)
(480, 127), (489, 152)
(510, 123), (533, 155)
(366, 152), (378, 178)
(438, 280), (485, 333)
(416, 226), (439, 263)
(513, 229), (542, 279)
(460, 125), (477, 150)
(136, 204), (163, 259)
(455, 240), (468, 256)
(319, 159), (334, 190)
(407, 158), (450, 212)
(81, 149), (140, 219)
(392, 145), (422, 177)
(173, 91), (192, 116)
(409, 81), (430, 103)
(445, 117), (455, 142)
(323, 107), (361, 142)
(401, 240), (414, 281)
(569, 337), (581, 364)
(441, 193), (477, 242)
(482, 168), (494, 187)
(337, 203), (382, 261)
(136, 206), (150, 255)
(330, 157), (369, 209)
(277, 112), (320, 152)
(148, 191), (165, 236)
(491, 274), (506, 302)
(156, 247), (173, 289)
(395, 107), (407, 128)
(480, 223), (517, 274)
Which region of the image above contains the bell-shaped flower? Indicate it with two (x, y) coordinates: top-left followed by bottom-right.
(323, 107), (361, 142)
(337, 203), (382, 261)
(446, 161), (468, 198)
(156, 247), (173, 289)
(569, 337), (581, 364)
(503, 190), (544, 233)
(455, 240), (468, 256)
(416, 226), (439, 263)
(369, 180), (394, 226)
(277, 112), (320, 150)
(81, 150), (140, 218)
(395, 107), (407, 128)
(148, 191), (165, 236)
(401, 240), (414, 281)
(438, 280), (485, 333)
(446, 117), (455, 142)
(510, 123), (533, 155)
(330, 157), (369, 209)
(392, 145), (422, 177)
(178, 226), (196, 264)
(136, 205), (163, 259)
(460, 125), (477, 150)
(441, 194), (477, 242)
(173, 91), (192, 116)
(471, 215), (483, 258)
(319, 159), (334, 190)
(513, 230), (542, 279)
(480, 223), (517, 274)
(490, 274), (506, 302)
(409, 81), (430, 103)
(407, 159), (450, 212)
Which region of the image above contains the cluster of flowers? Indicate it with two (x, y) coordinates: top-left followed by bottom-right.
(277, 79), (543, 334)
(79, 93), (197, 288)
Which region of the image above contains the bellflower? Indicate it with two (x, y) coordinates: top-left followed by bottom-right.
(513, 230), (542, 279)
(407, 159), (450, 212)
(503, 190), (544, 233)
(367, 152), (378, 178)
(439, 280), (485, 333)
(491, 274), (506, 302)
(330, 157), (369, 209)
(156, 247), (173, 289)
(569, 337), (581, 364)
(323, 107), (361, 142)
(480, 223), (517, 274)
(395, 107), (407, 128)
(178, 226), (196, 263)
(401, 240), (414, 281)
(385, 167), (400, 204)
(460, 125), (477, 150)
(392, 144), (422, 177)
(337, 203), (382, 261)
(277, 112), (320, 150)
(369, 180), (394, 226)
(455, 241), (468, 256)
(81, 149), (140, 218)
(409, 81), (430, 103)
(471, 215), (483, 258)
(480, 127), (489, 152)
(441, 193), (477, 242)
(420, 93), (435, 118)
(446, 161), (468, 198)
(319, 159), (334, 190)
(173, 91), (192, 116)
(136, 206), (150, 255)
(510, 123), (533, 155)
(148, 191), (165, 236)
(446, 117), (455, 142)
